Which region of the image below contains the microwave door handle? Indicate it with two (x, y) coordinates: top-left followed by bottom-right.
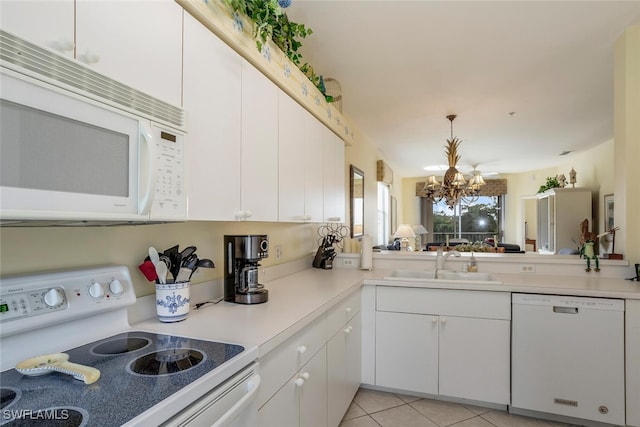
(138, 123), (157, 215)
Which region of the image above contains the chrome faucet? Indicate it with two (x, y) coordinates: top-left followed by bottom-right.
(436, 245), (461, 271)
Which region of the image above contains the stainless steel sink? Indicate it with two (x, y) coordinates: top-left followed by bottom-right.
(435, 270), (500, 282)
(383, 269), (501, 284)
(383, 270), (436, 281)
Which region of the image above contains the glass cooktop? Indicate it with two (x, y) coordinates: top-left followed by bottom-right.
(0, 332), (244, 426)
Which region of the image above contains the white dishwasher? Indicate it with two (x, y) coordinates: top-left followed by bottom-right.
(511, 293), (625, 426)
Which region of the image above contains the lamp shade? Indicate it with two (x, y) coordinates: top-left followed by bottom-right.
(393, 224), (416, 239)
(412, 224), (428, 235)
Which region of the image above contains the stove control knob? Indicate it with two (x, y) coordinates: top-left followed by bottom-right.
(44, 288), (65, 307)
(89, 281), (105, 299)
(109, 279), (124, 296)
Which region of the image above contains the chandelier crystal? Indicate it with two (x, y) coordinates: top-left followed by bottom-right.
(423, 114), (485, 210)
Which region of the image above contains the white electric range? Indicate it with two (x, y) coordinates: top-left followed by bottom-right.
(0, 266), (259, 426)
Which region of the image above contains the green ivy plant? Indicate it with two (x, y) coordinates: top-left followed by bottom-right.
(537, 176), (561, 194)
(223, 0), (332, 101)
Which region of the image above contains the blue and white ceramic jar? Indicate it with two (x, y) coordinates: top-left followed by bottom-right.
(155, 282), (190, 322)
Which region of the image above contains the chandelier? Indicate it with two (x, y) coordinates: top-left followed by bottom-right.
(423, 114), (485, 210)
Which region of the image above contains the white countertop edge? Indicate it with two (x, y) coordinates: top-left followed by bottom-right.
(363, 269), (640, 300)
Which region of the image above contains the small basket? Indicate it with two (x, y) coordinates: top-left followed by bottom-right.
(324, 78), (342, 113)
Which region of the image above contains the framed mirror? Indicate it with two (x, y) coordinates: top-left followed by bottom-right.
(350, 165), (364, 238)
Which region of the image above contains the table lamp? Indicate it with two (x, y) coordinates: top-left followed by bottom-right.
(393, 224), (416, 251)
(411, 224), (428, 251)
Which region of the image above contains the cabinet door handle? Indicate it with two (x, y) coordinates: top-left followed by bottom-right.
(441, 317), (447, 324)
(432, 317), (438, 324)
(300, 372), (310, 380)
(345, 307), (352, 313)
(344, 326), (352, 334)
(297, 345), (307, 354)
(553, 306), (578, 314)
(294, 378), (305, 387)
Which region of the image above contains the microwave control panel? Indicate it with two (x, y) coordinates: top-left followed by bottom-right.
(152, 127), (186, 220)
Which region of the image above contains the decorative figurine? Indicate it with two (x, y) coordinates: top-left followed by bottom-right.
(579, 218), (599, 272)
(569, 167), (577, 188)
(558, 174), (567, 188)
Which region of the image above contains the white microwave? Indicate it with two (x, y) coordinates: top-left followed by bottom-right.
(0, 31), (186, 224)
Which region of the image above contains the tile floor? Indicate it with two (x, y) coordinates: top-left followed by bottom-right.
(340, 388), (581, 427)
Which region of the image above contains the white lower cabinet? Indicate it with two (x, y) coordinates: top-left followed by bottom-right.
(374, 287), (510, 405)
(258, 288), (361, 427)
(438, 315), (510, 404)
(376, 311), (438, 394)
(627, 299), (640, 427)
(259, 349), (327, 427)
(327, 312), (361, 427)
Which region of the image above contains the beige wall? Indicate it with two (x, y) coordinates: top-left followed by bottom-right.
(344, 121), (402, 244)
(614, 25), (640, 262)
(0, 221), (316, 297)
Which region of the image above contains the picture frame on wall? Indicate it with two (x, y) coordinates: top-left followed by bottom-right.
(604, 194), (614, 231)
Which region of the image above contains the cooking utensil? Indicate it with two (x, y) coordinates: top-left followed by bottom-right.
(180, 246), (197, 260)
(175, 267), (193, 283)
(183, 254), (198, 270)
(196, 259), (215, 269)
(159, 254), (172, 272)
(16, 353), (100, 385)
(155, 261), (168, 284)
(138, 260), (158, 282)
(148, 247), (160, 266)
(164, 245), (180, 277)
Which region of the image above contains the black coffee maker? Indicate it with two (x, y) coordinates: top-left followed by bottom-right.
(224, 235), (269, 304)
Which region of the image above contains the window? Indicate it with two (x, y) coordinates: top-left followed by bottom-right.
(377, 182), (391, 246)
(426, 196), (504, 244)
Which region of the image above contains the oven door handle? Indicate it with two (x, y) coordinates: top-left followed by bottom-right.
(212, 374), (261, 427)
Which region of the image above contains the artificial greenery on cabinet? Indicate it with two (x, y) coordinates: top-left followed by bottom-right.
(223, 0), (332, 101)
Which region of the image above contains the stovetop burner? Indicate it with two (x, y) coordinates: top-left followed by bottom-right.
(0, 387), (20, 409)
(0, 332), (244, 426)
(128, 349), (205, 376)
(90, 337), (150, 356)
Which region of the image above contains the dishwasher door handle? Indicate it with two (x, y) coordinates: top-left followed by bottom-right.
(553, 306), (578, 314)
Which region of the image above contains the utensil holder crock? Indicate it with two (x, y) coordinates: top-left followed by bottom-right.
(155, 282), (190, 322)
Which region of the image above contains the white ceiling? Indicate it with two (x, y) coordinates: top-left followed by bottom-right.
(286, 1), (640, 178)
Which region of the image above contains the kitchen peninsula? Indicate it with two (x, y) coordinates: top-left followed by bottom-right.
(131, 253), (639, 427)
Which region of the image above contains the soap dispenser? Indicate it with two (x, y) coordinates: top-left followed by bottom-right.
(468, 252), (478, 272)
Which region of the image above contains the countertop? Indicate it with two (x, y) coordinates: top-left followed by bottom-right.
(132, 264), (639, 360)
(364, 269), (640, 299)
(132, 268), (640, 362)
(132, 267), (365, 356)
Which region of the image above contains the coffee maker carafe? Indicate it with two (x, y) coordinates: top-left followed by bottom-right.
(224, 235), (269, 304)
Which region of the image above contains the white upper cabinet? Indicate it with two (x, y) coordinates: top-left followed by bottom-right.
(241, 60), (279, 222)
(305, 118), (325, 222)
(75, 0), (183, 106)
(183, 13), (242, 221)
(323, 129), (346, 223)
(0, 0), (75, 55)
(1, 0), (183, 106)
(278, 92), (324, 222)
